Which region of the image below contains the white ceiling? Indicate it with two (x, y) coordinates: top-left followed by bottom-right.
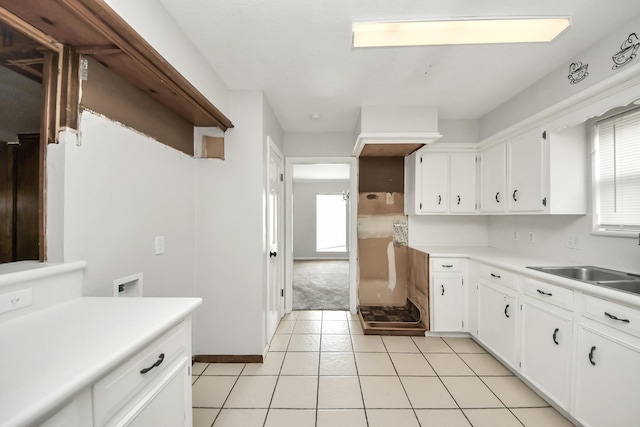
(158, 0), (640, 133)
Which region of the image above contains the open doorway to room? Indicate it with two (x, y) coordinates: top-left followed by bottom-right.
(285, 159), (358, 313)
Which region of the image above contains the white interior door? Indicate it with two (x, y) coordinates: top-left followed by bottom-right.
(267, 141), (284, 340)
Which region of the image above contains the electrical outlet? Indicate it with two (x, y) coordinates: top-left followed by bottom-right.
(0, 288), (32, 314)
(574, 234), (583, 250)
(155, 236), (165, 255)
(513, 231), (519, 241)
(566, 234), (574, 248)
(566, 234), (583, 250)
(528, 232), (536, 243)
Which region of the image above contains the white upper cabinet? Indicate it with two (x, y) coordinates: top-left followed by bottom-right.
(420, 153), (449, 213)
(479, 126), (587, 215)
(479, 143), (507, 213)
(450, 153), (477, 213)
(508, 130), (545, 212)
(405, 149), (476, 215)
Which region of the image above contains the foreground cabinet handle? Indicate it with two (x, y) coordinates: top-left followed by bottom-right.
(589, 346), (596, 366)
(140, 353), (165, 374)
(537, 289), (553, 296)
(605, 312), (630, 323)
(553, 328), (559, 345)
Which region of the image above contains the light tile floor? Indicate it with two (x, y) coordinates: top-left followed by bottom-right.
(192, 310), (576, 427)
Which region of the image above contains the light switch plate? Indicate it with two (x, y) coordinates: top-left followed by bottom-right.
(0, 288), (32, 315)
(155, 236), (165, 255)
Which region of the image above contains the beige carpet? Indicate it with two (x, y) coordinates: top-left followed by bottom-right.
(293, 260), (349, 310)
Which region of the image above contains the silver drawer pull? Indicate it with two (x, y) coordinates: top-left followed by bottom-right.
(140, 353), (165, 374)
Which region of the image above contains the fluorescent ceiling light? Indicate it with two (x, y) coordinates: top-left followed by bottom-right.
(353, 17), (571, 48)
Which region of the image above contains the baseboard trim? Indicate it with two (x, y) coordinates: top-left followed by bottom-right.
(194, 354), (264, 363)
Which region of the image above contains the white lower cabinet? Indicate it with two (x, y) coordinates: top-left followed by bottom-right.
(120, 358), (192, 427)
(40, 389), (93, 427)
(432, 276), (463, 331)
(574, 323), (640, 427)
(477, 280), (519, 367)
(520, 299), (572, 409)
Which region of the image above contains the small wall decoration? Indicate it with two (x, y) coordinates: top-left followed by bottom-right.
(612, 33), (640, 69)
(568, 62), (589, 84)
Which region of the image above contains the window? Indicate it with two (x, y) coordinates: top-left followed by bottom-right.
(315, 194), (347, 253)
(594, 107), (640, 233)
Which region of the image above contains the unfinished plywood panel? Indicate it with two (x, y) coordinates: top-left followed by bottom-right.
(202, 135), (225, 159)
(359, 157), (404, 193)
(407, 248), (430, 330)
(81, 57), (194, 155)
(359, 143), (423, 157)
(357, 191), (408, 307)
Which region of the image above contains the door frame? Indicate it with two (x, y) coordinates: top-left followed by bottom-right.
(266, 137), (285, 341)
(284, 156), (359, 314)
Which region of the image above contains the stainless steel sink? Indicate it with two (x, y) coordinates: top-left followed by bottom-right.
(527, 266), (640, 296)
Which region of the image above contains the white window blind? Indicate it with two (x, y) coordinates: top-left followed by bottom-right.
(594, 108), (640, 231)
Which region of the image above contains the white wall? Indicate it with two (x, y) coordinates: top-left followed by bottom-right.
(48, 111), (197, 298)
(103, 0), (230, 117)
(284, 132), (354, 157)
(479, 13), (640, 139)
(437, 120), (478, 144)
(408, 216), (490, 247)
(195, 91), (279, 355)
(293, 181), (350, 259)
(488, 215), (640, 275)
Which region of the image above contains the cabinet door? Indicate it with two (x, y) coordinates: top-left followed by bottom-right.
(419, 153), (449, 213)
(574, 325), (640, 427)
(432, 276), (463, 331)
(520, 300), (572, 409)
(508, 130), (545, 212)
(449, 153), (476, 213)
(477, 281), (518, 366)
(117, 358), (192, 427)
(479, 143), (506, 212)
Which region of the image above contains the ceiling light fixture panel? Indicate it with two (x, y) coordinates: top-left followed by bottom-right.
(353, 17), (571, 48)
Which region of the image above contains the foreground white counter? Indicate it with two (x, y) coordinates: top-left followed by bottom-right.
(0, 296), (202, 426)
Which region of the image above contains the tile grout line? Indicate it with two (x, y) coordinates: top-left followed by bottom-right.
(348, 314), (370, 427)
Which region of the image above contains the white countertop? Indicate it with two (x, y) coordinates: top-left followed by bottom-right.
(411, 245), (640, 308)
(0, 296), (202, 427)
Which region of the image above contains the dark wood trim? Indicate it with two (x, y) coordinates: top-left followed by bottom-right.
(194, 355), (264, 364)
(0, 1), (233, 132)
(0, 6), (61, 51)
(194, 354), (265, 364)
(60, 0), (233, 131)
(58, 45), (80, 131)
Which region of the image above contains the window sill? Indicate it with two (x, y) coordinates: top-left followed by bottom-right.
(591, 229), (640, 238)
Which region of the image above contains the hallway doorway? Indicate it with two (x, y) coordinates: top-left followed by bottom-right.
(285, 158), (358, 313)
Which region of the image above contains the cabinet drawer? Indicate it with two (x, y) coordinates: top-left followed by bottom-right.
(523, 278), (574, 311)
(582, 295), (640, 338)
(432, 258), (465, 272)
(93, 321), (189, 426)
(479, 264), (519, 290)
